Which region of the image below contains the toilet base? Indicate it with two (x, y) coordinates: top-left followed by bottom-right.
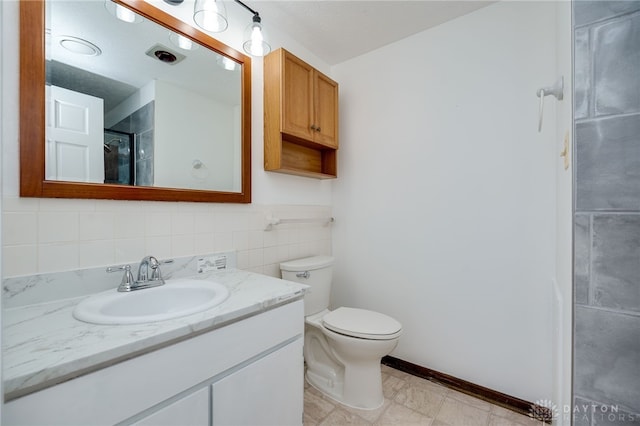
(305, 368), (385, 411)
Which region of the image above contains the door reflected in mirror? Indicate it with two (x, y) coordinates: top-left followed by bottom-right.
(47, 0), (242, 192)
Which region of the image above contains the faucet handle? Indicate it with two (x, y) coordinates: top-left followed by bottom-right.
(107, 264), (136, 292)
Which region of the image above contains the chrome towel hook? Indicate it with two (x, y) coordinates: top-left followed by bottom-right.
(537, 76), (564, 132)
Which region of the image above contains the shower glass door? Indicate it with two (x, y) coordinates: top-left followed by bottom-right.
(103, 129), (134, 185)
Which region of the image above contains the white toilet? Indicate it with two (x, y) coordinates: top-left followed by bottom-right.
(280, 255), (402, 410)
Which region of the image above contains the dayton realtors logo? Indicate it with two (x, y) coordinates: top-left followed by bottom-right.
(531, 400), (559, 422)
(532, 400), (638, 423)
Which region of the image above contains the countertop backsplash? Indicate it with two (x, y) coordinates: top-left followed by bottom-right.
(3, 251), (237, 309)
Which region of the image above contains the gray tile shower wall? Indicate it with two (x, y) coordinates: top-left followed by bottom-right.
(591, 215), (640, 313)
(575, 116), (640, 211)
(573, 1), (640, 422)
(574, 306), (640, 412)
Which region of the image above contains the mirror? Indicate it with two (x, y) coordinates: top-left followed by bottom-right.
(20, 0), (252, 203)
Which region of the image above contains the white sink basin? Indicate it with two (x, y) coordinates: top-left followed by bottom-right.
(73, 279), (230, 325)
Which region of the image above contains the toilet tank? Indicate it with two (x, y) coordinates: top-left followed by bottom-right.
(280, 256), (334, 316)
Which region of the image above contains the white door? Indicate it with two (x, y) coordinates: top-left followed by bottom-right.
(46, 85), (104, 183)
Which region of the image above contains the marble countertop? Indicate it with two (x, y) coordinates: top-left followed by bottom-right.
(3, 269), (307, 401)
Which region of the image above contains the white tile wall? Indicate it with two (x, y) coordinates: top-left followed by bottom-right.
(2, 196), (332, 278)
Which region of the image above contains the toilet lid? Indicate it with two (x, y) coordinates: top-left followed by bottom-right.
(322, 307), (402, 340)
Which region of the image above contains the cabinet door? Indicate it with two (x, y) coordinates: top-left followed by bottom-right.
(212, 338), (303, 426)
(313, 72), (339, 148)
(133, 387), (209, 426)
(282, 52), (315, 141)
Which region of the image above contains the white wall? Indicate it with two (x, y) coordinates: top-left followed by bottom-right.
(331, 1), (558, 403)
(154, 79), (237, 191)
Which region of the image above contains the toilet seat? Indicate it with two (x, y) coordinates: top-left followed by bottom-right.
(322, 307), (402, 340)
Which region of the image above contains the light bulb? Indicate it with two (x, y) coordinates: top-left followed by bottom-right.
(202, 12), (222, 31)
(250, 25), (264, 56)
(243, 17), (270, 57)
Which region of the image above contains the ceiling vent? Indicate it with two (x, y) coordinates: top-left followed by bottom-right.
(145, 44), (186, 65)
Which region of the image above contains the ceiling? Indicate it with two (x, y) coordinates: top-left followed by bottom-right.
(246, 1), (495, 65)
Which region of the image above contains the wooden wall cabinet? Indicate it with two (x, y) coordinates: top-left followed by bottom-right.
(264, 48), (339, 179)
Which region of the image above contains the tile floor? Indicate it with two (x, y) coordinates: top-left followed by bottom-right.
(303, 365), (546, 426)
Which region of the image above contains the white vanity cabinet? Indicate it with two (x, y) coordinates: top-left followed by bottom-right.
(3, 300), (304, 426)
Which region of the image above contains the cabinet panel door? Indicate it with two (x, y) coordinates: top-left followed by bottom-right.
(212, 338), (303, 426)
(134, 387), (209, 426)
(282, 53), (315, 141)
(314, 73), (339, 148)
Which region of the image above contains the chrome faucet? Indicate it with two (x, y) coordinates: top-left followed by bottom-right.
(136, 255), (165, 285)
(138, 256), (160, 282)
(108, 256), (172, 292)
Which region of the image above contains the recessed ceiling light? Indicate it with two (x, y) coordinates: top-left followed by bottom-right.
(104, 1), (143, 24)
(217, 56), (237, 71)
(169, 33), (199, 51)
(57, 36), (102, 56)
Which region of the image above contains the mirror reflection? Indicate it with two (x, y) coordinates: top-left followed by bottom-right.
(46, 0), (243, 192)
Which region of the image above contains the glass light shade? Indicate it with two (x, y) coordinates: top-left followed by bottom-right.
(193, 0), (228, 33)
(242, 20), (271, 57)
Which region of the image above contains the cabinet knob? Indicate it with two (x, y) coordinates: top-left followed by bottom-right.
(316, 126), (321, 132)
(310, 125), (317, 131)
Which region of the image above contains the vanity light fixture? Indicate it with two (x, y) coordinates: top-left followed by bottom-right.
(189, 0), (271, 57)
(241, 11), (270, 57)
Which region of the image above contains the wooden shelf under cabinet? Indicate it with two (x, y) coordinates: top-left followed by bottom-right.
(264, 48), (339, 179)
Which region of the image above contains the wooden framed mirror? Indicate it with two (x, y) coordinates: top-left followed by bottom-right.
(20, 0), (251, 203)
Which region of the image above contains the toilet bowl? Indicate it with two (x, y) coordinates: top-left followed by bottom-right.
(280, 256), (402, 410)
